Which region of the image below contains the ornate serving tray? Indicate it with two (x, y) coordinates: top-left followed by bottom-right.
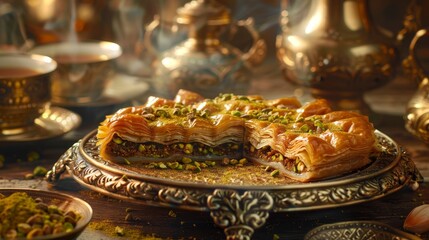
(47, 130), (422, 240)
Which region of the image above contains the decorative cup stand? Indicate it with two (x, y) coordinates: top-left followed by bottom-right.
(47, 130), (422, 240)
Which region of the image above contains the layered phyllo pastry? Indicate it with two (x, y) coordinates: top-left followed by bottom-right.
(97, 90), (376, 182)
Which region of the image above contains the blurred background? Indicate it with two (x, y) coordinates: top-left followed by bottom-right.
(1, 0), (428, 130)
(2, 0), (426, 80)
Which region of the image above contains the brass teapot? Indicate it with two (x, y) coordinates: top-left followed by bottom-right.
(405, 29), (429, 143)
(145, 0), (266, 99)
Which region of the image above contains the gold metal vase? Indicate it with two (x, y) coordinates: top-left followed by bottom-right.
(405, 29), (429, 144)
(276, 0), (398, 115)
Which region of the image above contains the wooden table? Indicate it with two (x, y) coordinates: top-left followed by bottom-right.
(1, 71), (428, 240)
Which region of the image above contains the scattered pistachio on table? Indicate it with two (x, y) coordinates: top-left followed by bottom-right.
(24, 166), (48, 179)
(0, 151), (42, 169)
(33, 166), (48, 177)
(168, 210), (176, 218)
(27, 151), (40, 162)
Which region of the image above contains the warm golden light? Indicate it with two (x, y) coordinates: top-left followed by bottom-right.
(304, 3), (323, 34)
(343, 1), (363, 31)
(25, 0), (56, 21)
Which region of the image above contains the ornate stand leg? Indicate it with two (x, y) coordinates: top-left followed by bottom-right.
(45, 141), (80, 182)
(207, 189), (274, 240)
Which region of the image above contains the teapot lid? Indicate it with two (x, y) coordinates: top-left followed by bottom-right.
(176, 0), (231, 26)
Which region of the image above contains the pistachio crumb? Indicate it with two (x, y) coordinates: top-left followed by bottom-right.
(270, 169), (280, 177)
(24, 173), (34, 180)
(158, 163), (167, 169)
(168, 210), (176, 218)
(184, 144), (193, 154)
(230, 159), (238, 165)
(181, 157), (193, 164)
(115, 226), (125, 236)
(33, 166), (47, 177)
(27, 151), (40, 162)
(113, 137), (123, 144)
(239, 158), (248, 164)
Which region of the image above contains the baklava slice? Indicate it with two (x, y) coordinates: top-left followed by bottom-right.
(96, 91), (246, 163)
(244, 99), (376, 182)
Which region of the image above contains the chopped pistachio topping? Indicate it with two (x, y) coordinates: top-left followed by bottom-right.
(300, 124), (309, 132)
(231, 110), (242, 117)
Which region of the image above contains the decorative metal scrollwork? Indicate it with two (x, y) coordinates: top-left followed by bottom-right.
(45, 141), (80, 182)
(207, 190), (273, 240)
(158, 188), (208, 207)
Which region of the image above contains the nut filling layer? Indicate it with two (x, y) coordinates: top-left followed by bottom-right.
(244, 144), (307, 174)
(107, 135), (242, 161)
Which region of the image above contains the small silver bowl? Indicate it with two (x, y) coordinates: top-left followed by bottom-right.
(304, 221), (421, 240)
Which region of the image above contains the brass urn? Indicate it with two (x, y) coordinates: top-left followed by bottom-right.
(146, 0), (266, 99)
(276, 0), (398, 115)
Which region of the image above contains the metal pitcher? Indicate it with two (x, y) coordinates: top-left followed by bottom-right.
(276, 0), (398, 115)
(405, 29), (429, 143)
(145, 0), (266, 99)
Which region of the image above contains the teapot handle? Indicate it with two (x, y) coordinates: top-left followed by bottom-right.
(234, 18), (267, 66)
(403, 29), (429, 84)
(143, 15), (160, 57)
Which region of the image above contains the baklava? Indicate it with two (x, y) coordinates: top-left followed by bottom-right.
(97, 90), (376, 182)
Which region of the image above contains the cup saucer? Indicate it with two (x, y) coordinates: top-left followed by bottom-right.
(0, 106), (81, 142)
(52, 73), (150, 108)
